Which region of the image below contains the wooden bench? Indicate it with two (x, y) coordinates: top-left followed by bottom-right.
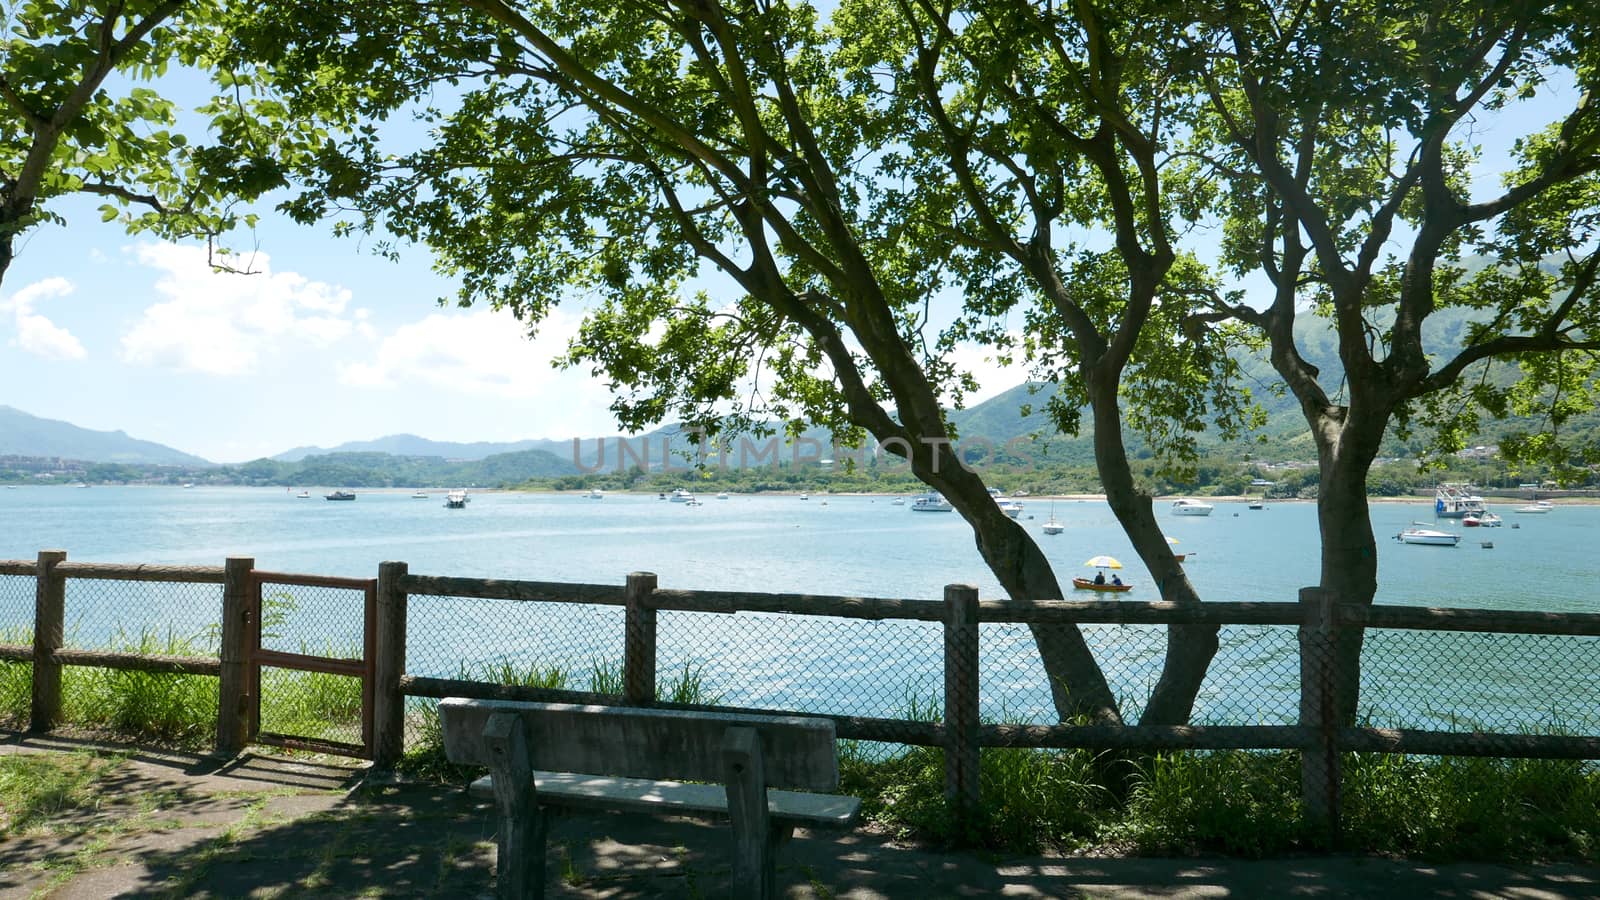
(439, 698), (862, 899)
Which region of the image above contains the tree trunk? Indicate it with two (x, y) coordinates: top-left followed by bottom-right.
(935, 464), (1123, 724)
(1086, 374), (1218, 726)
(1310, 409), (1383, 724)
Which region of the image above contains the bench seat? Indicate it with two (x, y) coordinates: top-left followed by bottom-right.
(468, 771), (861, 826)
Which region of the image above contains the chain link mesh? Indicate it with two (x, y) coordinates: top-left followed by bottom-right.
(406, 594), (624, 689)
(257, 581), (367, 659)
(62, 579), (222, 656)
(1357, 629), (1600, 734)
(257, 665), (363, 746)
(0, 574), (31, 640)
(656, 610), (942, 715)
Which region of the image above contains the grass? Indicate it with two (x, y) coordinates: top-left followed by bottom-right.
(0, 751), (124, 836)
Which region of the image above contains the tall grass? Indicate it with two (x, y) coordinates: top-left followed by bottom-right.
(65, 626), (219, 745)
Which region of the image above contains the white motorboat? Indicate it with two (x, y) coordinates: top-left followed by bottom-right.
(295, 490), (310, 499)
(1397, 523), (1459, 546)
(1513, 500), (1554, 514)
(412, 490), (429, 499)
(444, 490), (469, 509)
(669, 488), (694, 503)
(1171, 499), (1214, 516)
(182, 483), (195, 489)
(1463, 511), (1503, 527)
(1434, 483), (1487, 518)
(716, 492), (729, 500)
(587, 488), (604, 499)
(891, 497), (905, 506)
(799, 492), (809, 500)
(1247, 501), (1265, 510)
(998, 499), (1024, 518)
(911, 492), (954, 512)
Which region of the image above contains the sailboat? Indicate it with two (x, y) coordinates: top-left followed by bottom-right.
(1042, 502), (1064, 535)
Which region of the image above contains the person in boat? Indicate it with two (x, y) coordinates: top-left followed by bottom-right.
(1093, 571), (1106, 585)
(1111, 574), (1123, 586)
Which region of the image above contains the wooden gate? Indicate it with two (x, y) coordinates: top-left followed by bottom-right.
(246, 571), (377, 758)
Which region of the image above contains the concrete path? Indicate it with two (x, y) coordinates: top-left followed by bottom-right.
(2, 735), (1597, 898)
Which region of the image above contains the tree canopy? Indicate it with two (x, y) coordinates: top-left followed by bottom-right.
(0, 0), (317, 286)
(229, 0), (1599, 724)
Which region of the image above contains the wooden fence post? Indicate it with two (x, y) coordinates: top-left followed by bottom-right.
(373, 561), (409, 769)
(215, 556), (254, 756)
(624, 572), (658, 705)
(30, 550), (66, 733)
(943, 583), (980, 819)
(1298, 586), (1341, 845)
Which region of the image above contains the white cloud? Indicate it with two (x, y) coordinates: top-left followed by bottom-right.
(339, 306), (613, 406)
(946, 336), (1029, 406)
(1, 277), (87, 361)
(119, 244), (356, 375)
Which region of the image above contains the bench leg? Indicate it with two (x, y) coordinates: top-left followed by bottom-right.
(484, 711), (546, 900)
(724, 726), (778, 899)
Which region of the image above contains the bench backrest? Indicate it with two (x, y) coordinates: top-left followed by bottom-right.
(439, 699), (841, 791)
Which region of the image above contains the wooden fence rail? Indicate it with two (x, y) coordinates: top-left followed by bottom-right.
(4, 552), (1600, 844)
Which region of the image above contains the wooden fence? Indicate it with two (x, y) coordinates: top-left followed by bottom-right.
(4, 550), (1600, 840)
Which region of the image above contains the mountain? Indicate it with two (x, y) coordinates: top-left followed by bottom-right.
(0, 405), (211, 466)
(271, 433), (585, 462)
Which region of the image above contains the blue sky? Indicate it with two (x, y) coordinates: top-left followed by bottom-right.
(0, 52), (1576, 464)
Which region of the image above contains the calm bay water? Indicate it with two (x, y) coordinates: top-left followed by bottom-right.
(1, 486), (1595, 731)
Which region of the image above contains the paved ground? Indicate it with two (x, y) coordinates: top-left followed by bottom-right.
(3, 734), (1599, 899)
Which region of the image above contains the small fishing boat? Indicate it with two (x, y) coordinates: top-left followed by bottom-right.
(1247, 500), (1264, 510)
(325, 490), (356, 501)
(1072, 577), (1132, 592)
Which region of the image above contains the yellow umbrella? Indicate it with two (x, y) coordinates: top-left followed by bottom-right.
(1083, 555), (1123, 569)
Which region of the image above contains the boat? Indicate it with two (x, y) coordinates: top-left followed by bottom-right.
(910, 492), (954, 512)
(685, 498), (704, 507)
(412, 490), (429, 499)
(1072, 577), (1132, 592)
(669, 488), (694, 503)
(1512, 503), (1551, 514)
(998, 499), (1025, 518)
(891, 497), (905, 506)
(1396, 523), (1459, 546)
(716, 492), (729, 500)
(1462, 512), (1502, 528)
(1434, 483), (1487, 518)
(325, 490), (356, 501)
(1171, 499), (1214, 516)
(295, 490), (310, 499)
(587, 488), (604, 499)
(799, 492), (809, 500)
(182, 483), (195, 490)
(1247, 501), (1265, 510)
(444, 490), (469, 509)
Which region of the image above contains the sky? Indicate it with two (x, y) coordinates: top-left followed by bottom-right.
(0, 37), (1577, 464)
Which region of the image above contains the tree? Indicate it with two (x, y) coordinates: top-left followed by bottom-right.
(233, 0), (1271, 725)
(1187, 2), (1600, 712)
(0, 0), (311, 288)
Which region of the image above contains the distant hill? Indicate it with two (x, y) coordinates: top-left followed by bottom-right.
(0, 405), (211, 466)
(271, 433), (585, 462)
